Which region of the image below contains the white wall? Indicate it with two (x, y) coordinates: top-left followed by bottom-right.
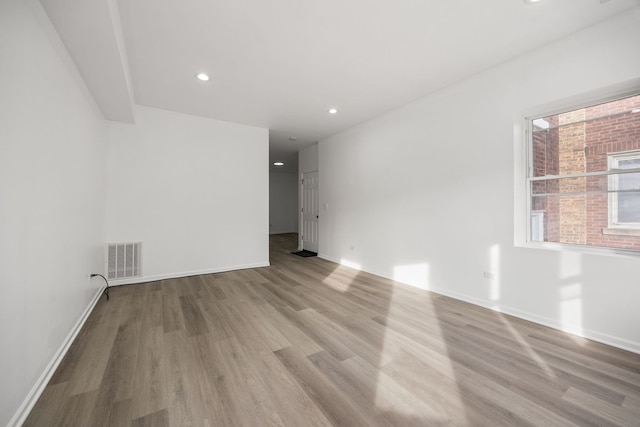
(318, 8), (640, 353)
(299, 143), (319, 174)
(270, 172), (298, 234)
(0, 0), (108, 425)
(106, 106), (269, 282)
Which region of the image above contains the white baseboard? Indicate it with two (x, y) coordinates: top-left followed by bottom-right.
(317, 254), (640, 355)
(423, 286), (640, 355)
(317, 253), (340, 264)
(107, 262), (271, 286)
(7, 284), (106, 427)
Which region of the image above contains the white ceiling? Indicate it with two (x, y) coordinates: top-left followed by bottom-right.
(41, 0), (640, 173)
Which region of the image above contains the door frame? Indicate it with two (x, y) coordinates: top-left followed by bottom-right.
(299, 170), (319, 252)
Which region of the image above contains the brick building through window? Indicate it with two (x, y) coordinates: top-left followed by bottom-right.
(530, 94), (640, 251)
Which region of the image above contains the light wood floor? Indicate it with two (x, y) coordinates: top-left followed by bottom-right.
(25, 233), (640, 426)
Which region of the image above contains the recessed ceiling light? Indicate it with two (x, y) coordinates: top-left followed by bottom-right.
(524, 0), (542, 4)
(328, 108), (338, 114)
(273, 162), (284, 166)
(196, 73), (210, 81)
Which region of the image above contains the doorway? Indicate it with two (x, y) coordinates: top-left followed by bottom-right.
(301, 171), (318, 252)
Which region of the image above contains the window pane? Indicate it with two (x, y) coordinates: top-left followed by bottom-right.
(530, 175), (640, 250)
(617, 159), (640, 223)
(618, 190), (640, 223)
(531, 95), (640, 178)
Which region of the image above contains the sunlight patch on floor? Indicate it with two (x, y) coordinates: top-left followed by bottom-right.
(497, 314), (557, 379)
(321, 260), (361, 292)
(374, 271), (468, 425)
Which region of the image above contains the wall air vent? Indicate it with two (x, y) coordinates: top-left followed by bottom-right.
(107, 242), (142, 280)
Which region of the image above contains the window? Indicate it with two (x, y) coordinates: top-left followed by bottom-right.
(525, 93), (640, 252)
(608, 151), (640, 229)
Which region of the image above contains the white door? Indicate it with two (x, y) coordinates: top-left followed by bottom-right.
(302, 171), (319, 252)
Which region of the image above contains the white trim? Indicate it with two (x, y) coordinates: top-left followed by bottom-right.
(106, 262), (271, 285)
(608, 150), (640, 229)
(317, 253), (341, 265)
(7, 284), (106, 427)
(602, 227), (640, 237)
(530, 210), (545, 242)
(519, 78), (640, 122)
(317, 254), (640, 354)
(298, 172), (304, 251)
(516, 240), (640, 258)
(529, 167), (640, 181)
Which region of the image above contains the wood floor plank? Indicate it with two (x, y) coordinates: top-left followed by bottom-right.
(179, 294), (209, 337)
(212, 336), (286, 427)
(63, 297), (125, 396)
(379, 351), (485, 426)
(194, 274), (226, 301)
(273, 346), (376, 427)
(104, 398), (134, 427)
(163, 330), (206, 427)
(278, 306), (356, 361)
(131, 408), (170, 427)
(622, 394), (640, 417)
(195, 298), (235, 342)
(260, 279), (310, 311)
(229, 334), (332, 426)
(55, 390), (99, 427)
(47, 299), (109, 386)
(254, 301), (323, 356)
(307, 351), (395, 426)
(162, 293), (185, 334)
(562, 387), (640, 426)
(24, 233), (640, 427)
(22, 382), (68, 426)
(192, 334), (242, 426)
(301, 308), (393, 368)
(86, 320), (142, 427)
(343, 354), (463, 427)
(130, 325), (166, 420)
(233, 300), (292, 351)
(454, 323), (629, 407)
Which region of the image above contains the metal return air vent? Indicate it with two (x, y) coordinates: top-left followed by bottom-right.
(107, 242), (142, 280)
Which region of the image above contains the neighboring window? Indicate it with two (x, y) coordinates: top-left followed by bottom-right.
(608, 151), (640, 229)
(526, 94), (640, 251)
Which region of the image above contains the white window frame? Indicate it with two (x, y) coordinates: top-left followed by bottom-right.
(608, 150), (640, 230)
(514, 80), (640, 257)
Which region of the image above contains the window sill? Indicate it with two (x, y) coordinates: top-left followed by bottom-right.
(602, 228), (640, 237)
(516, 240), (640, 258)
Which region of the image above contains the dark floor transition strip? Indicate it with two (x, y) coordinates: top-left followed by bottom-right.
(291, 250), (317, 258)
